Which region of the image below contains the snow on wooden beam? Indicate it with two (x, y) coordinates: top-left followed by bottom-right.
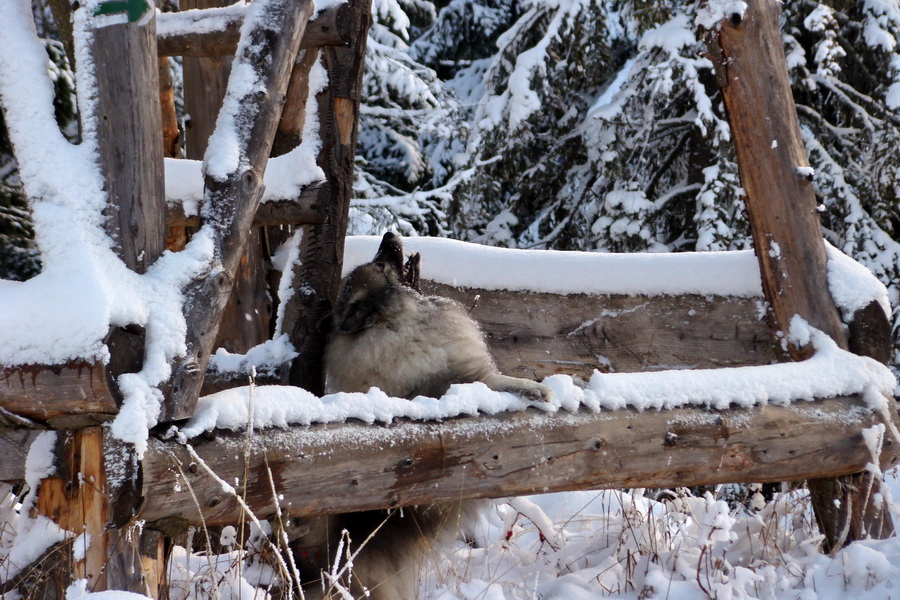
(156, 4), (349, 57)
(164, 0), (315, 421)
(166, 183), (326, 227)
(138, 394), (900, 527)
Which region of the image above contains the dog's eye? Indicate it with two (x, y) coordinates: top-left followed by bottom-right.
(375, 261), (386, 271)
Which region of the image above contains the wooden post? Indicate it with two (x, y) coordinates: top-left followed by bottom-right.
(179, 0), (272, 356)
(36, 428), (109, 590)
(288, 0), (373, 395)
(92, 1), (166, 274)
(702, 0), (893, 550)
(165, 0), (315, 420)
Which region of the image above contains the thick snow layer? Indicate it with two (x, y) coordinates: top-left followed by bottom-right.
(343, 236), (889, 313)
(179, 323), (895, 439)
(164, 58), (327, 215)
(695, 0), (748, 30)
(207, 334), (297, 376)
(156, 2), (250, 37)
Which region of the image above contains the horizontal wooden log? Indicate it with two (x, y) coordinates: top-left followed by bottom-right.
(157, 4), (348, 57)
(426, 283), (776, 379)
(0, 328), (142, 427)
(0, 362), (118, 424)
(166, 184), (324, 228)
(139, 394), (900, 526)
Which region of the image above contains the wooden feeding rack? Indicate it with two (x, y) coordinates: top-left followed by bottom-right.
(0, 0), (897, 596)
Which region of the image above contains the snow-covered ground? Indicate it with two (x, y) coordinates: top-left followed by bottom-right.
(45, 474), (900, 600)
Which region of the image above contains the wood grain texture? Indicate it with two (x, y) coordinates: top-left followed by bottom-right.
(180, 0), (231, 160)
(425, 283), (775, 379)
(288, 0), (373, 395)
(92, 10), (166, 274)
(157, 4), (350, 57)
(165, 0), (315, 421)
(272, 48), (320, 156)
(139, 394), (900, 526)
(36, 428), (109, 590)
(709, 1), (846, 356)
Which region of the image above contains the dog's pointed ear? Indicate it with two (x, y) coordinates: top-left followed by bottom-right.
(372, 232), (405, 274)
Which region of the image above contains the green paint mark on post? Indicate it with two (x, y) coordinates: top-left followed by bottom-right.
(94, 0), (151, 23)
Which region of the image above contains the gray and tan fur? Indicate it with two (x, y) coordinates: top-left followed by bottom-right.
(326, 232), (551, 402)
(293, 232), (550, 600)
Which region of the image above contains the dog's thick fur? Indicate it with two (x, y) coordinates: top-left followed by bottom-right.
(326, 233), (551, 402)
(292, 233), (551, 599)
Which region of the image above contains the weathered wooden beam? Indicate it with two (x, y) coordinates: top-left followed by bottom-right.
(37, 428), (109, 590)
(156, 4), (350, 57)
(703, 0), (890, 549)
(272, 48), (320, 156)
(166, 184), (325, 228)
(430, 284), (775, 378)
(288, 0), (372, 395)
(0, 362), (117, 424)
(138, 394), (900, 526)
(164, 0), (315, 421)
(158, 56), (182, 159)
(0, 289), (771, 429)
(707, 2), (846, 357)
(92, 1), (166, 274)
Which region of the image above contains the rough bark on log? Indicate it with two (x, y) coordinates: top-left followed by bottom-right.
(288, 0), (372, 395)
(165, 0), (315, 421)
(157, 4), (350, 57)
(704, 0), (893, 550)
(138, 394), (900, 526)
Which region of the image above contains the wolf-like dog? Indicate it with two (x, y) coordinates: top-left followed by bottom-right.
(292, 232), (551, 599)
(326, 232), (552, 402)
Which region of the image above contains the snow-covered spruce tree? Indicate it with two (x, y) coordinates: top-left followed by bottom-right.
(350, 0), (472, 236)
(372, 0), (900, 364)
(780, 1), (900, 364)
(0, 2), (75, 281)
(446, 1), (750, 251)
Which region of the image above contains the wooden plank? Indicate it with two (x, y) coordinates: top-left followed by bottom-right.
(288, 0), (372, 395)
(428, 284), (775, 379)
(166, 184), (325, 227)
(164, 0), (316, 421)
(0, 431), (41, 481)
(703, 0), (891, 549)
(157, 4), (350, 57)
(138, 394), (900, 526)
(158, 56), (182, 159)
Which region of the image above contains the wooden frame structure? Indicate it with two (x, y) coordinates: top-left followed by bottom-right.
(0, 0), (898, 595)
